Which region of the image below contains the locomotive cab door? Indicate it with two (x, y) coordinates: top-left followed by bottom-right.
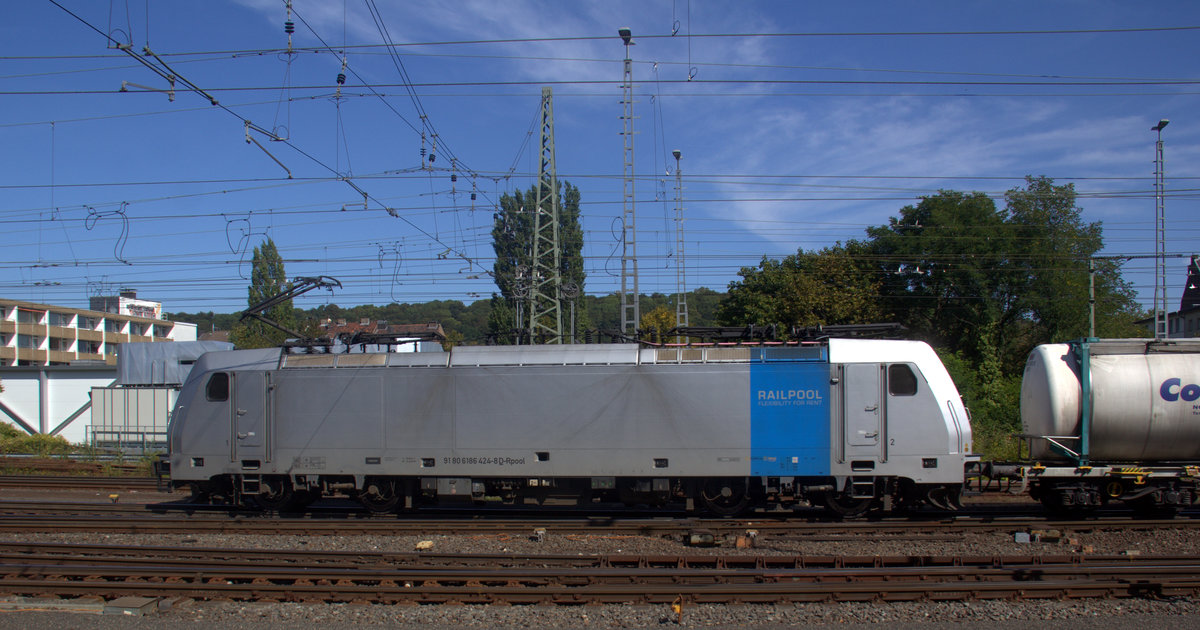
(232, 371), (270, 465)
(842, 363), (884, 461)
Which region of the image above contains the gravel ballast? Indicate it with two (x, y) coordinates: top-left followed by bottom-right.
(5, 523), (1199, 628)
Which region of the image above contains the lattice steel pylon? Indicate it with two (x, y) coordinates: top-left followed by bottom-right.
(673, 150), (688, 340)
(619, 28), (640, 336)
(1152, 119), (1170, 339)
(528, 86), (563, 343)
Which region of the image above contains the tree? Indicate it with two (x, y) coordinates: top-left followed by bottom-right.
(489, 181), (587, 342)
(867, 190), (1012, 362)
(716, 244), (882, 328)
(868, 177), (1145, 371)
(640, 305), (676, 340)
(229, 238), (296, 349)
(1004, 176), (1144, 346)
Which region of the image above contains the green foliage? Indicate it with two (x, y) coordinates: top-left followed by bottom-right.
(229, 238), (297, 349)
(867, 190), (1011, 363)
(937, 328), (1022, 461)
(0, 423), (20, 440)
(0, 425), (73, 456)
(163, 310), (239, 335)
(483, 294), (515, 343)
(489, 181), (588, 342)
(716, 243), (882, 328)
(583, 289), (724, 332)
(311, 299), (491, 344)
(640, 305), (676, 337)
(867, 177), (1145, 372)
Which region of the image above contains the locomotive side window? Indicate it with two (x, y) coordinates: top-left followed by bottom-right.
(206, 372), (229, 401)
(888, 364), (918, 396)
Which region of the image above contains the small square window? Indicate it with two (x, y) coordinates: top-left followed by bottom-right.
(888, 364), (918, 396)
(206, 373), (229, 401)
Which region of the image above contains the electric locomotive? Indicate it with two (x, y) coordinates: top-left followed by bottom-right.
(160, 339), (975, 516)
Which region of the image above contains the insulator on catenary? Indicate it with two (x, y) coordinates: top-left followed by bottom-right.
(451, 173), (457, 183)
(470, 192), (477, 201)
(284, 20), (295, 34)
(336, 72), (346, 85)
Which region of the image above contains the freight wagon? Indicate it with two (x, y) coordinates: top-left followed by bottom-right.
(1019, 338), (1200, 512)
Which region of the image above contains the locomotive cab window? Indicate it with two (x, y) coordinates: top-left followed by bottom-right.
(887, 364), (918, 396)
(206, 372), (229, 402)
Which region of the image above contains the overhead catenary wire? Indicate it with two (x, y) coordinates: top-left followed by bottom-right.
(47, 0), (495, 281)
(16, 5), (1198, 316)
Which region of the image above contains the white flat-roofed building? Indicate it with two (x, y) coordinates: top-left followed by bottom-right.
(0, 297), (197, 367)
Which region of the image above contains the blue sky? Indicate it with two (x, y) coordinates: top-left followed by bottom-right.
(3, 1), (1198, 317)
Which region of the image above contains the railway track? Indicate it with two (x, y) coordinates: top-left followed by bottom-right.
(0, 541), (1195, 604)
(0, 475), (162, 492)
(0, 499), (1195, 536)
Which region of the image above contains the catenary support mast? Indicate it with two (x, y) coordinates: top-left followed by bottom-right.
(619, 27), (640, 335)
(673, 150), (688, 341)
(529, 87), (563, 343)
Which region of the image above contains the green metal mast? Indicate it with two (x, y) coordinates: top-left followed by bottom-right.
(528, 86), (563, 343)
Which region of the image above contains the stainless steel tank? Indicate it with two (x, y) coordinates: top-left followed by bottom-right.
(1020, 339), (1200, 462)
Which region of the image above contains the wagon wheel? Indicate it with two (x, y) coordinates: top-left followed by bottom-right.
(700, 479), (750, 517)
(823, 492), (873, 518)
(1127, 493), (1182, 518)
(359, 479), (401, 513)
(255, 476), (296, 511)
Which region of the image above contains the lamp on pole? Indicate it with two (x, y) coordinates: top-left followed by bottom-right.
(1152, 118), (1169, 339)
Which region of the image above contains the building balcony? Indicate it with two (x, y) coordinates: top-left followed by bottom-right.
(47, 325), (76, 339)
(15, 348), (47, 363)
(47, 350), (76, 364)
(103, 332), (131, 344)
(0, 321), (14, 334)
(76, 329), (103, 342)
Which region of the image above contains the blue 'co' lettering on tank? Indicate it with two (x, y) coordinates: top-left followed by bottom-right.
(1161, 378), (1200, 402)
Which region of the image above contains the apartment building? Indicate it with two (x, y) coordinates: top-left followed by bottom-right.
(0, 295), (197, 367)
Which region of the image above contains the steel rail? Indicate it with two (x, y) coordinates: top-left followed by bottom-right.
(0, 545), (1197, 604)
(0, 508), (1196, 536)
(0, 475), (162, 491)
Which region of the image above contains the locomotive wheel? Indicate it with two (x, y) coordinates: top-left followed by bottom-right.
(291, 489), (320, 509)
(823, 493), (873, 518)
(359, 479), (400, 513)
(255, 477), (296, 511)
(187, 483), (211, 504)
(700, 479), (749, 517)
